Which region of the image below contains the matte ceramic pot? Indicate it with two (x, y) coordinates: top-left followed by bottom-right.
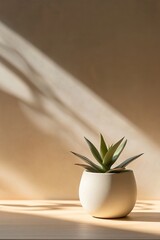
(79, 170), (137, 218)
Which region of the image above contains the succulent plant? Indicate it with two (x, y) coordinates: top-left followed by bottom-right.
(71, 134), (143, 173)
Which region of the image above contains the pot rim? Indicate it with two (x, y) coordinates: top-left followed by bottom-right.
(83, 169), (133, 175)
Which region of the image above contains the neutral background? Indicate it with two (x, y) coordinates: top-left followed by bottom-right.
(0, 0), (160, 200)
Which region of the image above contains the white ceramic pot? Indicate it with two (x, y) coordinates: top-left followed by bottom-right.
(79, 170), (137, 218)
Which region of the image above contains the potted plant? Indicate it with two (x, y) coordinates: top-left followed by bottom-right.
(71, 134), (143, 218)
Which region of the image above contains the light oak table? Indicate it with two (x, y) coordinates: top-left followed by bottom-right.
(0, 200), (159, 239)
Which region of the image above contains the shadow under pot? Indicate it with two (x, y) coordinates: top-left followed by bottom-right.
(79, 170), (137, 218)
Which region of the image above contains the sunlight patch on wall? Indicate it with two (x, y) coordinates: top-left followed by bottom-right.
(0, 63), (35, 104)
(0, 22), (160, 199)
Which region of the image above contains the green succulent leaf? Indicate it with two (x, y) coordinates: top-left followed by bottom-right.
(75, 163), (97, 172)
(100, 134), (108, 159)
(115, 153), (144, 169)
(84, 137), (103, 164)
(112, 139), (127, 163)
(71, 151), (103, 172)
(103, 137), (125, 167)
(71, 134), (144, 174)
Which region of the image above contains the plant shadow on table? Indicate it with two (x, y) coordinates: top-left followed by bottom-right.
(0, 209), (159, 239)
(0, 202), (81, 211)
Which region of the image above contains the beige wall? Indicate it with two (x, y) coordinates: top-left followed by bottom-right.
(0, 0), (160, 199)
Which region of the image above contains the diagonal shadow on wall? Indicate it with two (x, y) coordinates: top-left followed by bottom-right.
(0, 0), (160, 143)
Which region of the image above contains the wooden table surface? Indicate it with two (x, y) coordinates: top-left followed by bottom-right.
(0, 200), (159, 239)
